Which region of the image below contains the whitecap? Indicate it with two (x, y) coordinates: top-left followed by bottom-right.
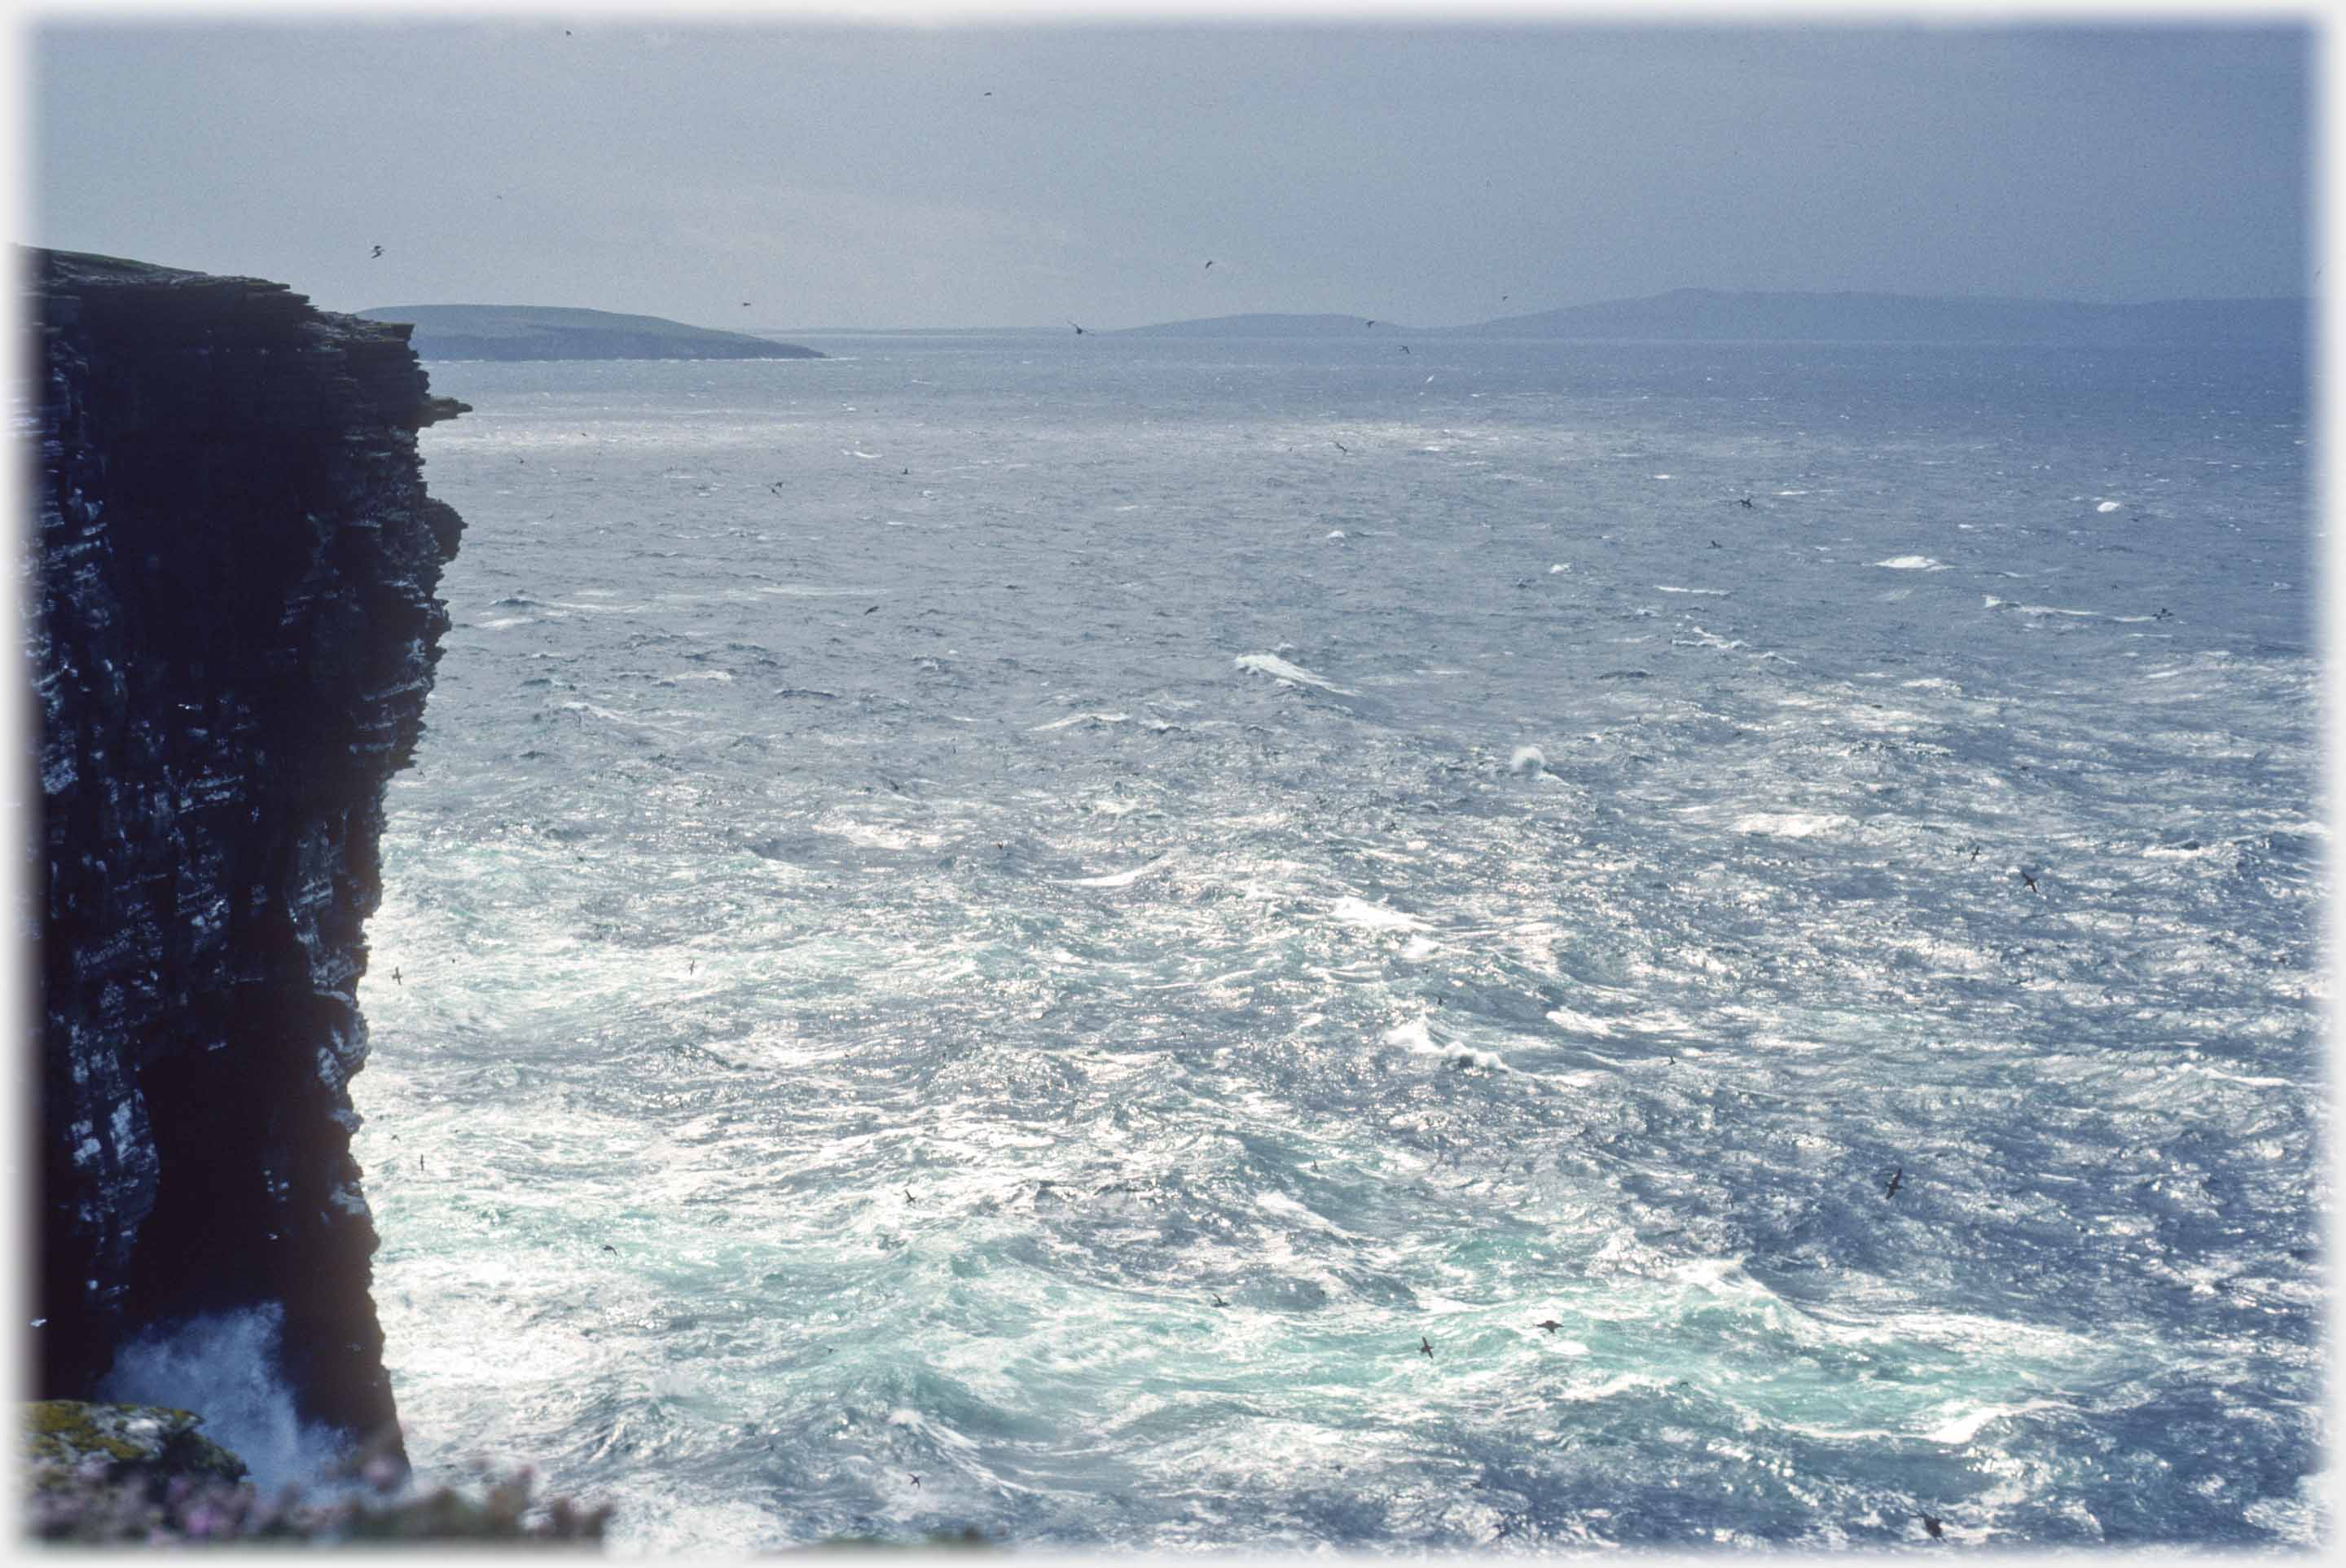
(1732, 811), (1853, 838)
(1331, 896), (1429, 931)
(1656, 585), (1731, 595)
(2096, 500), (2123, 512)
(1925, 1398), (2066, 1445)
(1558, 1371), (1680, 1403)
(1060, 857), (1169, 889)
(1235, 652), (1357, 696)
(1509, 745), (1545, 776)
(1384, 1017), (1509, 1069)
(1875, 556), (1944, 570)
(1029, 711), (1130, 732)
(1385, 1017), (1435, 1051)
(1982, 595), (2105, 618)
(1671, 1256), (1764, 1295)
(2177, 1063), (2294, 1089)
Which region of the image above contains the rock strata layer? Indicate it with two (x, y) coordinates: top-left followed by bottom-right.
(28, 248), (467, 1453)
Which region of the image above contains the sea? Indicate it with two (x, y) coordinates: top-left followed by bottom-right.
(319, 331), (2321, 1552)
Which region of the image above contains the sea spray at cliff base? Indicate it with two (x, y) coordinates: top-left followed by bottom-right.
(350, 332), (2318, 1553)
(96, 1308), (349, 1494)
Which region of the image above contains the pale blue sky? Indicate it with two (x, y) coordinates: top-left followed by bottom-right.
(29, 18), (2313, 330)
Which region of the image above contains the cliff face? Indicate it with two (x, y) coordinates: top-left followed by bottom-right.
(28, 248), (468, 1452)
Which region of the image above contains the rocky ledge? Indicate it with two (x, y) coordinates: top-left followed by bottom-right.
(28, 248), (468, 1459)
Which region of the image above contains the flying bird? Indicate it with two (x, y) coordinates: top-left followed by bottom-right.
(1883, 1166), (1904, 1199)
(1204, 260), (1214, 269)
(1332, 441), (1349, 453)
(392, 966), (401, 985)
(1211, 1294), (1229, 1307)
(370, 245), (383, 258)
(1921, 1515), (1944, 1540)
(2021, 871), (2039, 893)
(1419, 1336), (1434, 1358)
(1066, 318), (1086, 335)
(1534, 1319), (1562, 1334)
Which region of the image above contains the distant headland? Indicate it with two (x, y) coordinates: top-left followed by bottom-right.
(354, 303), (824, 361)
(1113, 288), (2305, 345)
(1113, 312), (1411, 338)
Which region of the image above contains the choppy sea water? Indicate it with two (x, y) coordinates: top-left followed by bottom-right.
(334, 334), (2322, 1552)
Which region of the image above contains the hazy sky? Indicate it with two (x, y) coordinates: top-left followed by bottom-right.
(29, 15), (2312, 331)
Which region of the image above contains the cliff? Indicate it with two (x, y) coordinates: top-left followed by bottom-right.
(354, 302), (824, 361)
(27, 248), (468, 1459)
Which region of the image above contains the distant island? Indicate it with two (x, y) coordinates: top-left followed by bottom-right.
(1111, 312), (1411, 338)
(354, 304), (824, 362)
(1460, 288), (2307, 345)
(1117, 288), (2305, 346)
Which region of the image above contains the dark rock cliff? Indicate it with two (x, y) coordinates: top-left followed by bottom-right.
(26, 248), (468, 1455)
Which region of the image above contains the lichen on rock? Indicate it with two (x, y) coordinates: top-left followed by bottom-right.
(23, 1399), (249, 1494)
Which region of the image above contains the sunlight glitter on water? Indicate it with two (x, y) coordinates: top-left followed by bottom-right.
(353, 336), (2318, 1552)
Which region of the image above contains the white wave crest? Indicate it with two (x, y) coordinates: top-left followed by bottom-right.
(1235, 653), (1356, 696)
(1332, 896), (1428, 931)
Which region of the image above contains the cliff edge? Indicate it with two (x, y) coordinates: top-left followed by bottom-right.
(27, 248), (468, 1458)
